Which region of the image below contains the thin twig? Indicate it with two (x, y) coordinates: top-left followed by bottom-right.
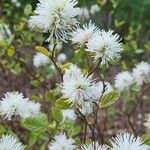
(88, 59), (101, 76)
(50, 44), (63, 82)
(126, 113), (137, 136)
(83, 120), (87, 144)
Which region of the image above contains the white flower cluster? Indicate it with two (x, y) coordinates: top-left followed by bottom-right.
(62, 65), (113, 115)
(144, 114), (150, 131)
(110, 133), (149, 150)
(29, 0), (80, 42)
(33, 52), (50, 68)
(114, 62), (150, 91)
(132, 62), (150, 86)
(71, 22), (122, 65)
(0, 92), (41, 120)
(114, 71), (133, 92)
(47, 132), (149, 150)
(86, 29), (122, 65)
(0, 135), (25, 150)
(71, 21), (99, 45)
(48, 133), (75, 150)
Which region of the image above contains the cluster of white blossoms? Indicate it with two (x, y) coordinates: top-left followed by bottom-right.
(81, 142), (108, 150)
(110, 133), (150, 150)
(86, 29), (123, 65)
(0, 135), (25, 150)
(29, 0), (80, 42)
(132, 62), (150, 86)
(71, 22), (122, 65)
(47, 132), (150, 150)
(0, 92), (41, 120)
(48, 133), (75, 150)
(114, 71), (133, 92)
(71, 21), (99, 45)
(114, 62), (150, 91)
(33, 52), (50, 68)
(62, 65), (113, 115)
(62, 65), (101, 108)
(144, 114), (150, 131)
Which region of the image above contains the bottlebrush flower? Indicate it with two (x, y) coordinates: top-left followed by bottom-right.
(132, 62), (150, 86)
(29, 0), (80, 43)
(62, 65), (101, 107)
(48, 133), (75, 150)
(33, 52), (50, 68)
(86, 30), (122, 65)
(0, 135), (25, 150)
(110, 133), (150, 150)
(71, 21), (99, 45)
(114, 71), (133, 92)
(0, 92), (41, 120)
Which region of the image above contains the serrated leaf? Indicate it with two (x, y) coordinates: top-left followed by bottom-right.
(21, 114), (49, 133)
(100, 91), (120, 108)
(55, 97), (73, 109)
(35, 46), (52, 57)
(52, 107), (63, 122)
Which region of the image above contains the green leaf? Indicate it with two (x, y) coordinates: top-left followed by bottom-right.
(55, 97), (73, 109)
(142, 134), (150, 146)
(100, 91), (120, 108)
(52, 107), (63, 122)
(30, 80), (41, 88)
(46, 91), (56, 102)
(35, 46), (52, 57)
(7, 46), (15, 57)
(21, 114), (49, 133)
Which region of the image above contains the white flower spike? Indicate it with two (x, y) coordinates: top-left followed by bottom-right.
(0, 135), (25, 150)
(71, 21), (99, 45)
(29, 0), (80, 43)
(62, 65), (101, 107)
(86, 30), (122, 65)
(114, 71), (134, 92)
(0, 92), (41, 120)
(132, 62), (150, 86)
(110, 133), (150, 150)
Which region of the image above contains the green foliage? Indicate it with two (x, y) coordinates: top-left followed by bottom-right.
(100, 91), (120, 107)
(142, 134), (150, 146)
(21, 114), (49, 133)
(55, 97), (73, 109)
